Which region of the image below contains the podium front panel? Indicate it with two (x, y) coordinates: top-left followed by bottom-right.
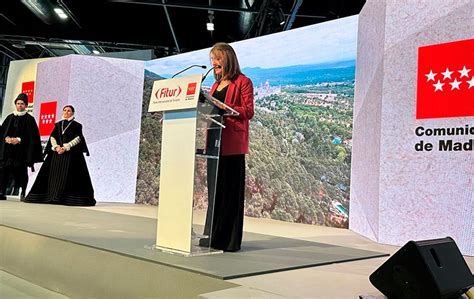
(152, 89), (225, 256)
(156, 109), (197, 253)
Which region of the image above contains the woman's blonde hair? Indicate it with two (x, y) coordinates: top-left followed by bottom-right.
(210, 42), (242, 82)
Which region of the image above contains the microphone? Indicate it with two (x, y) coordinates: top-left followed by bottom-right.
(171, 65), (207, 78)
(202, 65), (221, 82)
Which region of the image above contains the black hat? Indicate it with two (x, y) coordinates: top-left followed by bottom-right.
(15, 93), (29, 105)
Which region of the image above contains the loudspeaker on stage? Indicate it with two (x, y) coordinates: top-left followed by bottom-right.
(370, 237), (474, 299)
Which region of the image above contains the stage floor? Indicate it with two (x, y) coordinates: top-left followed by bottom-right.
(1, 199), (386, 280)
(2, 198), (473, 298)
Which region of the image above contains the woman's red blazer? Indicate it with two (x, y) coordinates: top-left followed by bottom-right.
(210, 73), (254, 156)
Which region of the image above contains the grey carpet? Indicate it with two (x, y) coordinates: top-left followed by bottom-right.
(0, 200), (388, 279)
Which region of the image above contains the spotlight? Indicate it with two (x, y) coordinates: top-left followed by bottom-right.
(53, 7), (68, 20)
(206, 22), (214, 31)
(207, 10), (214, 32)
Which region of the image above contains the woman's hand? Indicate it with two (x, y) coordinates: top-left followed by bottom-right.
(55, 146), (66, 155)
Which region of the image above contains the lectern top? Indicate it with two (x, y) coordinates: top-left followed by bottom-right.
(148, 74), (202, 113)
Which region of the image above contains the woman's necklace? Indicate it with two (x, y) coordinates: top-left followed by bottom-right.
(61, 120), (73, 135)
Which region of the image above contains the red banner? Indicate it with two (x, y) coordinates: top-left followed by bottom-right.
(39, 101), (57, 137)
(21, 81), (35, 105)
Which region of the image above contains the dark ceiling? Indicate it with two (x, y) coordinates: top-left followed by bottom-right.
(0, 0), (366, 60)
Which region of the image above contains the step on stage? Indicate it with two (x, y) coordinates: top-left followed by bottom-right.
(1, 199), (388, 298)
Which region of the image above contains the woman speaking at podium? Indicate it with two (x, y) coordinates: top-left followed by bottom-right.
(203, 42), (254, 252)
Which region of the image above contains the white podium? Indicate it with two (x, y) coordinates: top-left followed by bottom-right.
(148, 74), (234, 256)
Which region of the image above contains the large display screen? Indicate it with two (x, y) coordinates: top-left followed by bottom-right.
(139, 15), (358, 228)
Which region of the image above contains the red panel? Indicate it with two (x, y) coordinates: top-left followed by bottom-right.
(416, 38), (474, 119)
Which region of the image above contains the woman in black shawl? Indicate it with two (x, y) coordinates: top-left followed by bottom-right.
(24, 105), (95, 206)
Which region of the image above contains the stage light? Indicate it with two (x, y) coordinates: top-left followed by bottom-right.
(53, 7), (68, 19)
(207, 10), (214, 32)
(206, 22), (214, 31)
(92, 50), (100, 55)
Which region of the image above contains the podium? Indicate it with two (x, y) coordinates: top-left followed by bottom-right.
(148, 74), (237, 256)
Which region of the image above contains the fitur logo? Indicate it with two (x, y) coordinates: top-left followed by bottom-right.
(416, 38), (474, 119)
(155, 86), (182, 99)
(39, 101), (57, 136)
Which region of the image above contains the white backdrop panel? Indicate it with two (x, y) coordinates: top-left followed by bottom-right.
(350, 0), (473, 255)
(33, 55), (144, 203)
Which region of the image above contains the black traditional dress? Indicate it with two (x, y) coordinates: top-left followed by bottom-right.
(24, 119), (95, 206)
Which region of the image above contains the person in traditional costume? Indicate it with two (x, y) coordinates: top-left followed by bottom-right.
(24, 105), (95, 206)
(0, 93), (42, 200)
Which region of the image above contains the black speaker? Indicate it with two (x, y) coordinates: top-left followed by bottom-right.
(369, 237), (474, 299)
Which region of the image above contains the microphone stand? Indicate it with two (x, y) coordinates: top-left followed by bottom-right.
(201, 65), (221, 82)
(172, 65), (207, 78)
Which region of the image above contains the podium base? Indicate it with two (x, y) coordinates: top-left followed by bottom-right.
(146, 244), (223, 257)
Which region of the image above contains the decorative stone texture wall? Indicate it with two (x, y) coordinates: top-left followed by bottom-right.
(350, 0), (473, 255)
(34, 55), (144, 203)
